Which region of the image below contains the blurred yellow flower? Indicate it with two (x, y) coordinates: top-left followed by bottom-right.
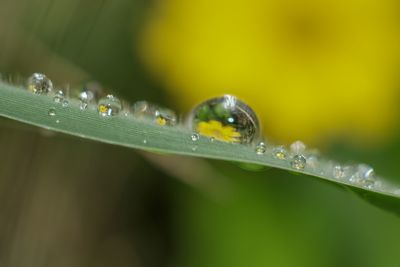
(197, 120), (241, 142)
(140, 0), (400, 144)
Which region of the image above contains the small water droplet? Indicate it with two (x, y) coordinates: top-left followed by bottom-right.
(143, 139), (147, 144)
(290, 140), (306, 155)
(27, 73), (53, 94)
(255, 142), (267, 155)
(79, 81), (104, 102)
(272, 146), (287, 160)
(332, 165), (345, 179)
(53, 90), (65, 103)
(62, 99), (69, 107)
(210, 137), (215, 142)
(188, 95), (260, 144)
(121, 100), (131, 117)
(98, 95), (122, 117)
(78, 81), (104, 110)
(360, 179), (375, 189)
(80, 101), (88, 110)
(132, 101), (177, 126)
(55, 119), (60, 124)
(306, 155), (319, 170)
(349, 164), (376, 188)
(191, 146), (197, 152)
(48, 108), (56, 116)
(191, 133), (200, 141)
(291, 155), (306, 170)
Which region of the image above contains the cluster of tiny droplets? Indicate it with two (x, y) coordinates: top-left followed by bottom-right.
(252, 139), (389, 192)
(20, 73), (398, 193)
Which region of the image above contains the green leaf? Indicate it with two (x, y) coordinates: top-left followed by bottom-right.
(1, 81), (400, 215)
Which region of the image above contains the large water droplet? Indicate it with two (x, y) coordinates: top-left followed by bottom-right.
(27, 73), (53, 94)
(132, 101), (177, 126)
(188, 95), (260, 144)
(291, 155), (306, 170)
(255, 142), (266, 155)
(98, 95), (121, 117)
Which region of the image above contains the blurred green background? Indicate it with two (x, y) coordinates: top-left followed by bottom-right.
(0, 0), (400, 267)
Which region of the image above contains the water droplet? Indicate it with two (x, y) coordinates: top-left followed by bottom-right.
(191, 133), (200, 141)
(53, 90), (65, 103)
(27, 73), (53, 94)
(78, 81), (104, 110)
(132, 101), (177, 126)
(121, 100), (131, 117)
(291, 155), (306, 170)
(143, 139), (147, 144)
(272, 146), (287, 160)
(191, 146), (197, 152)
(306, 155), (319, 170)
(255, 142), (267, 155)
(290, 140), (306, 155)
(98, 95), (121, 117)
(332, 165), (345, 179)
(61, 99), (69, 107)
(55, 119), (60, 124)
(48, 108), (56, 116)
(79, 81), (104, 102)
(155, 111), (176, 126)
(360, 179), (375, 189)
(80, 101), (88, 110)
(349, 164), (376, 188)
(188, 95), (260, 144)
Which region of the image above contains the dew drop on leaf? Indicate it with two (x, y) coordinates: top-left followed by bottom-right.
(80, 102), (88, 110)
(53, 90), (65, 103)
(349, 164), (376, 188)
(332, 164), (346, 179)
(98, 95), (121, 117)
(306, 155), (319, 170)
(291, 155), (306, 170)
(188, 95), (260, 144)
(132, 101), (177, 126)
(48, 108), (56, 117)
(191, 133), (200, 141)
(62, 99), (69, 107)
(255, 142), (266, 155)
(290, 140), (306, 155)
(79, 81), (104, 109)
(27, 73), (53, 94)
(272, 146), (287, 160)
